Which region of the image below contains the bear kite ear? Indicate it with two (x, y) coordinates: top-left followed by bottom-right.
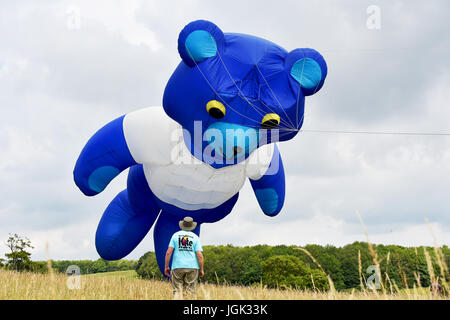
(285, 48), (327, 96)
(178, 20), (225, 67)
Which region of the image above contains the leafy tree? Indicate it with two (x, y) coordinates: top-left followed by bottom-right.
(91, 259), (108, 273)
(261, 255), (329, 290)
(4, 233), (35, 271)
(303, 244), (345, 290)
(240, 255), (263, 285)
(135, 252), (164, 280)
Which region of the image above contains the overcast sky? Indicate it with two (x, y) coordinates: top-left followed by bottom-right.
(0, 0), (449, 261)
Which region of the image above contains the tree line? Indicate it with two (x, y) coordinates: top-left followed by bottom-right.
(2, 234), (448, 292)
(135, 242), (449, 291)
(40, 259), (137, 274)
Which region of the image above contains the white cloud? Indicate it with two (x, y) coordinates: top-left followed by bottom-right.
(0, 0), (449, 261)
(203, 183), (449, 248)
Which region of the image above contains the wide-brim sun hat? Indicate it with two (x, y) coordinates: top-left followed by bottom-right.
(179, 216), (197, 231)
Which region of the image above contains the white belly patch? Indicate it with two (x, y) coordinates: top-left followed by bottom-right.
(143, 140), (247, 211)
(123, 107), (275, 211)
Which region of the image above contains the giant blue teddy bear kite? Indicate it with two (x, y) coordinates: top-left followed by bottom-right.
(74, 20), (327, 274)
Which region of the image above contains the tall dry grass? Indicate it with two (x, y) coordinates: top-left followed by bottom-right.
(1, 214), (447, 300)
(0, 268), (447, 300)
(282, 214), (450, 300)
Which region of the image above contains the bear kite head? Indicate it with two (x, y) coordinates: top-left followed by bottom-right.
(163, 20), (327, 168)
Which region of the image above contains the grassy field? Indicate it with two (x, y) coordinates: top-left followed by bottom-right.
(0, 269), (447, 300)
(87, 270), (138, 279)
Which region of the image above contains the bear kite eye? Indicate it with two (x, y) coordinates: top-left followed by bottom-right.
(206, 100), (226, 119)
(261, 113), (280, 129)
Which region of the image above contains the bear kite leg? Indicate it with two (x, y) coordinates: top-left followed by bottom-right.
(95, 164), (161, 260)
(95, 188), (160, 260)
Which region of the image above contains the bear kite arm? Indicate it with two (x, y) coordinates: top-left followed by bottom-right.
(248, 144), (285, 216)
(73, 115), (137, 196)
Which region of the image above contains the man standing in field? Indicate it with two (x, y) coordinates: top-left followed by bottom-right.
(164, 216), (204, 299)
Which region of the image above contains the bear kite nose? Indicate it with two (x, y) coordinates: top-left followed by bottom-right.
(219, 146), (243, 158)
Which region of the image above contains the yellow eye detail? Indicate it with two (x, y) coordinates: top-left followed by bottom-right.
(206, 100), (226, 119)
(261, 113), (280, 129)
